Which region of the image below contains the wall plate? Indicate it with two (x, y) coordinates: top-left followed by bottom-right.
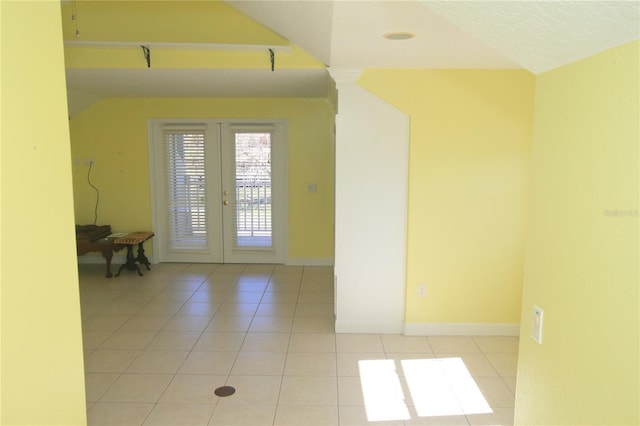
(531, 305), (543, 344)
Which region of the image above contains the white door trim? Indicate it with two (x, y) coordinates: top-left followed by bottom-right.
(147, 118), (288, 264)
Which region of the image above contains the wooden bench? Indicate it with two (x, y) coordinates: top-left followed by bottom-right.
(114, 232), (155, 277)
(76, 226), (154, 278)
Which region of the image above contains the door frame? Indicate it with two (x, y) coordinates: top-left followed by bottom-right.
(147, 118), (288, 264)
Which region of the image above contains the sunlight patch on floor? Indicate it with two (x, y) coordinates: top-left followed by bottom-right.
(358, 359), (411, 421)
(359, 357), (493, 422)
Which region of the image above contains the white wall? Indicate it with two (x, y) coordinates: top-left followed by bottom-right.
(331, 70), (409, 333)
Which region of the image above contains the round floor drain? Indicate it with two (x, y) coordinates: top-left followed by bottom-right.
(214, 386), (236, 397)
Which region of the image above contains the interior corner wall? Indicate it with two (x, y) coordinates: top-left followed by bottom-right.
(515, 40), (639, 425)
(1, 2), (87, 424)
(333, 79), (409, 333)
(359, 69), (534, 333)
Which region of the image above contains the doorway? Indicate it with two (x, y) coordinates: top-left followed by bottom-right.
(148, 119), (287, 264)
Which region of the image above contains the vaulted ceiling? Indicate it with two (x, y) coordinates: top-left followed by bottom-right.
(228, 0), (639, 73)
(64, 1), (639, 116)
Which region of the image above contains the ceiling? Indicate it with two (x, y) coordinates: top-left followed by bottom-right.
(65, 1), (640, 116)
(229, 0), (639, 73)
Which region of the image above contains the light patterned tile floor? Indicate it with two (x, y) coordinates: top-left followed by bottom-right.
(80, 263), (517, 425)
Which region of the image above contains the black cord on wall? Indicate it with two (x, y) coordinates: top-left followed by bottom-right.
(87, 161), (100, 225)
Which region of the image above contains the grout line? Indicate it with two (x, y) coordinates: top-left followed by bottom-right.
(272, 266), (303, 423)
(84, 263), (517, 426)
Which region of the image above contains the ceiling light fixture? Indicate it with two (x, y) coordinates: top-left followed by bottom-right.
(383, 32), (415, 41)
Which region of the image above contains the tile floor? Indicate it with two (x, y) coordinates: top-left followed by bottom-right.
(80, 263), (518, 426)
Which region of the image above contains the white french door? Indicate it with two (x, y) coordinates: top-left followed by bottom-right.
(148, 120), (286, 264)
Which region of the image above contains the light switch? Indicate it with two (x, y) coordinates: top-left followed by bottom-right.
(308, 184), (317, 193)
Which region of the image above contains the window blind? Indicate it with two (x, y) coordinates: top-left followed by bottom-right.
(163, 126), (208, 251)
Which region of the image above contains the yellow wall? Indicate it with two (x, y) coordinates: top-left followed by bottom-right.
(359, 70), (534, 325)
(1, 2), (87, 424)
(70, 98), (335, 260)
(62, 0), (286, 45)
(0, 3), (3, 422)
(515, 41), (639, 425)
(62, 1), (324, 70)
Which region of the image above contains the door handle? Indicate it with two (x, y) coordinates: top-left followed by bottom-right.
(223, 200), (229, 206)
(223, 190), (229, 196)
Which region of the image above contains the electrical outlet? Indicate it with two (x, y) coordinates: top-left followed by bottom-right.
(418, 284), (426, 298)
(85, 158), (96, 166)
(531, 305), (543, 344)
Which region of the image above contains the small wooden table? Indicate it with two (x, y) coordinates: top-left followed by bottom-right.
(114, 232), (155, 277)
(76, 236), (125, 278)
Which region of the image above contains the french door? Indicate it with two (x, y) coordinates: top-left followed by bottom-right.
(148, 120), (287, 264)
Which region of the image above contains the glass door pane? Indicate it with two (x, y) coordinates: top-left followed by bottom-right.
(165, 129), (208, 251)
(221, 122), (285, 264)
(233, 132), (273, 249)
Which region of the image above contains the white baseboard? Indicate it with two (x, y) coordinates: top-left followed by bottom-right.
(286, 258), (334, 267)
(403, 322), (520, 336)
(335, 320), (404, 334)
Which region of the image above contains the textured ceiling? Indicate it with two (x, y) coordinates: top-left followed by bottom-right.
(328, 0), (520, 68)
(227, 0), (522, 69)
(229, 0), (640, 73)
(424, 0), (640, 74)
